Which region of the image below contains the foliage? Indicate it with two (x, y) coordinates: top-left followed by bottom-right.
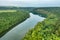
(33, 7), (60, 17)
(0, 10), (30, 37)
(23, 8), (60, 40)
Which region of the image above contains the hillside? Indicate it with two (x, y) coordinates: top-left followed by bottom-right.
(0, 10), (30, 37)
(23, 7), (60, 40)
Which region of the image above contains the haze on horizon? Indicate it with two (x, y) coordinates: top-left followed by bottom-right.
(0, 0), (60, 7)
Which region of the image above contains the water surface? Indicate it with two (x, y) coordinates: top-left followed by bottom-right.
(0, 13), (45, 40)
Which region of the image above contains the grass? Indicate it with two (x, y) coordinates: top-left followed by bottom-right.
(0, 10), (17, 13)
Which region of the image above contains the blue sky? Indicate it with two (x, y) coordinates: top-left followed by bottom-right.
(0, 0), (60, 7)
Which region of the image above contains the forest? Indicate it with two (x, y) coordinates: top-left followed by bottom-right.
(0, 10), (30, 37)
(23, 7), (60, 40)
(0, 7), (60, 40)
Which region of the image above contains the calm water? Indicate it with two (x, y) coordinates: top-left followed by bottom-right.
(0, 13), (45, 40)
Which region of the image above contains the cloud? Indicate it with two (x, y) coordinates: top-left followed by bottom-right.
(0, 0), (60, 7)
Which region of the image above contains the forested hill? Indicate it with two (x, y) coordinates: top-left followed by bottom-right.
(23, 7), (60, 40)
(0, 6), (35, 12)
(0, 6), (18, 10)
(0, 10), (30, 37)
(33, 7), (60, 17)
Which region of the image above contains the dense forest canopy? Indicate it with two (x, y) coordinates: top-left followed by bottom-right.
(0, 10), (30, 37)
(23, 7), (60, 40)
(0, 7), (60, 40)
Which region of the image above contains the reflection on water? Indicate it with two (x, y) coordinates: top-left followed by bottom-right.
(0, 13), (45, 40)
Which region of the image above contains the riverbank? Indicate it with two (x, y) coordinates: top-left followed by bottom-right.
(0, 10), (30, 37)
(0, 13), (45, 40)
(23, 8), (60, 40)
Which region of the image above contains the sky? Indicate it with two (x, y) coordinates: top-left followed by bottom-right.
(0, 0), (60, 7)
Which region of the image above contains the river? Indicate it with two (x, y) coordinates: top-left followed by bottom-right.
(0, 13), (45, 40)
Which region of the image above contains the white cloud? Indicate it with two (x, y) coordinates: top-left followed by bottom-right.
(0, 0), (60, 7)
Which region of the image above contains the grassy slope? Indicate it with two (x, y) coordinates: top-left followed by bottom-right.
(0, 10), (30, 37)
(23, 7), (60, 40)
